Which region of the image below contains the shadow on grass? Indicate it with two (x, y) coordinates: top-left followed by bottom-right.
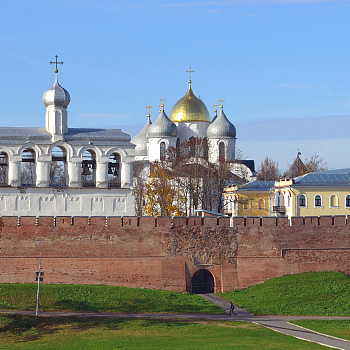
(0, 315), (193, 343)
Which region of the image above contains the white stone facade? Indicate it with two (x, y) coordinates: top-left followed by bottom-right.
(0, 71), (135, 217)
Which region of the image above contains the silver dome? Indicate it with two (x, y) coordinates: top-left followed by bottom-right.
(207, 108), (236, 139)
(131, 117), (152, 156)
(147, 108), (178, 138)
(43, 76), (70, 108)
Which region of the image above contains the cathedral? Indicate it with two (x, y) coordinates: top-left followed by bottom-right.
(0, 58), (135, 217)
(131, 74), (255, 180)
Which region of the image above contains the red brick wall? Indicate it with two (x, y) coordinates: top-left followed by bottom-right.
(0, 215), (349, 292)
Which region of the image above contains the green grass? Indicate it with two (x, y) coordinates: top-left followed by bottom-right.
(0, 315), (331, 350)
(0, 283), (223, 314)
(218, 271), (350, 316)
(291, 320), (350, 341)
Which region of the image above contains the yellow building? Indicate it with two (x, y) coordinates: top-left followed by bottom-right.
(272, 168), (350, 219)
(224, 180), (274, 217)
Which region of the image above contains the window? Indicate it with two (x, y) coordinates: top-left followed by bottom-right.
(50, 146), (67, 187)
(346, 195), (350, 208)
(176, 138), (180, 158)
(219, 142), (225, 162)
(243, 199), (251, 210)
(258, 198), (265, 210)
(189, 137), (195, 157)
(315, 195), (322, 207)
(160, 142), (165, 161)
(299, 194), (306, 207)
(330, 194), (338, 208)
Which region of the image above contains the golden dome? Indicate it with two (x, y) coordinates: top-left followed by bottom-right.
(169, 81), (211, 123)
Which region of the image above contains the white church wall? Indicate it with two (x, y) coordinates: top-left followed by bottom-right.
(176, 121), (210, 142)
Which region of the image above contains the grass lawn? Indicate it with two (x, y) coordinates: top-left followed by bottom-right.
(0, 284), (223, 314)
(291, 320), (350, 341)
(218, 271), (350, 316)
(0, 315), (331, 350)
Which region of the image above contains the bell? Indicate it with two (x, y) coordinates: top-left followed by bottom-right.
(82, 165), (91, 175)
(113, 168), (118, 177)
(108, 166), (113, 175)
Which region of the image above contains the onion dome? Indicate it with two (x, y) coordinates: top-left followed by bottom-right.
(148, 107), (178, 138)
(131, 116), (152, 156)
(170, 81), (211, 123)
(43, 76), (70, 107)
(207, 107), (236, 139)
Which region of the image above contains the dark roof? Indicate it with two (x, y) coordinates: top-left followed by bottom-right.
(284, 154), (307, 179)
(241, 159), (255, 173)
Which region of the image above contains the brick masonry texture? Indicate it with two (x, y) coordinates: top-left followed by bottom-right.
(0, 215), (349, 292)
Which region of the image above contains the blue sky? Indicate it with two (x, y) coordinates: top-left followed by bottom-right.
(0, 0), (349, 170)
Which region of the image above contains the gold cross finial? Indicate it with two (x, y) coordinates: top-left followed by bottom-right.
(159, 97), (166, 108)
(186, 66), (195, 81)
(213, 102), (218, 113)
(146, 103), (152, 118)
(49, 55), (64, 73)
(219, 98), (225, 108)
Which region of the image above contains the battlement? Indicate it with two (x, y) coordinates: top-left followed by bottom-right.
(0, 215), (348, 228)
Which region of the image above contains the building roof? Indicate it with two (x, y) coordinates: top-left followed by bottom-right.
(284, 153), (307, 179)
(294, 168), (350, 186)
(0, 127), (131, 146)
(239, 180), (275, 191)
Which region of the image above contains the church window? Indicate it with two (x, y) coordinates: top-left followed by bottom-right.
(21, 148), (36, 187)
(176, 138), (180, 158)
(82, 150), (96, 187)
(219, 142), (225, 162)
(202, 138), (208, 159)
(0, 152), (8, 186)
(299, 194), (306, 207)
(189, 137), (195, 157)
(50, 146), (67, 187)
(108, 152), (121, 188)
(314, 195), (322, 207)
(346, 195), (350, 208)
(160, 142), (165, 161)
(330, 194), (338, 208)
(258, 198), (265, 210)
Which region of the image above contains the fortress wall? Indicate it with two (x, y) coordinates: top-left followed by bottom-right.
(0, 215), (350, 291)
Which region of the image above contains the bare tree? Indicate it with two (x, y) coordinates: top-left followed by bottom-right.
(257, 157), (281, 181)
(304, 153), (328, 173)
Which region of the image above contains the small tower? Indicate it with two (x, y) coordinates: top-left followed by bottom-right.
(147, 99), (178, 162)
(207, 99), (236, 163)
(42, 56), (70, 142)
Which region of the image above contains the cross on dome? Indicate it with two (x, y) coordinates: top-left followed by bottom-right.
(219, 98), (225, 108)
(186, 66), (195, 81)
(50, 55), (64, 74)
(146, 103), (152, 118)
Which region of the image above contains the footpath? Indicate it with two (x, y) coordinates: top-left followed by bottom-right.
(2, 295), (350, 350)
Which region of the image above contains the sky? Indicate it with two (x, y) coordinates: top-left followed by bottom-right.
(0, 0), (350, 171)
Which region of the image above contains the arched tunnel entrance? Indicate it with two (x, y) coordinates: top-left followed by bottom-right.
(191, 269), (214, 294)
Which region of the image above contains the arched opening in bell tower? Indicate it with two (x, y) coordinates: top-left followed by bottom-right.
(108, 152), (121, 188)
(191, 269), (214, 294)
(50, 146), (67, 187)
(21, 148), (36, 187)
(81, 150), (96, 187)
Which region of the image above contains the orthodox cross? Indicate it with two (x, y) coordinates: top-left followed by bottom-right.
(159, 96), (166, 108)
(213, 102), (219, 113)
(186, 66), (195, 80)
(146, 103), (152, 118)
(219, 98), (225, 108)
(50, 55), (64, 73)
